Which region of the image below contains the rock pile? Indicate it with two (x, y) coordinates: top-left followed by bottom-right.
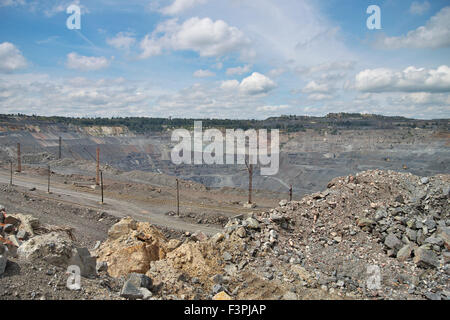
(99, 170), (449, 300)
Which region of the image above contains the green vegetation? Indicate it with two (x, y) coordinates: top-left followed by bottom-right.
(0, 113), (447, 134)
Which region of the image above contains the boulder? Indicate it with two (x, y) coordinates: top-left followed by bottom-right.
(414, 247), (440, 269)
(96, 217), (168, 278)
(384, 233), (403, 251)
(436, 226), (450, 250)
(17, 232), (74, 267)
(397, 244), (413, 261)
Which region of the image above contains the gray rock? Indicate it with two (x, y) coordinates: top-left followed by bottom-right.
(406, 228), (417, 242)
(120, 281), (144, 300)
(425, 292), (441, 300)
(96, 261), (108, 273)
(397, 245), (413, 261)
(279, 200), (288, 207)
(384, 233), (403, 251)
(282, 291), (297, 300)
(0, 255), (7, 275)
(420, 177), (430, 185)
(222, 252), (232, 262)
(139, 287), (153, 300)
(126, 273), (152, 290)
(425, 237), (444, 247)
(212, 274), (224, 284)
(212, 284), (224, 295)
(245, 218), (260, 229)
(414, 247), (440, 269)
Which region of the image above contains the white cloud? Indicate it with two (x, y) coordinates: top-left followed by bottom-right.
(220, 79), (239, 90)
(302, 80), (333, 94)
(107, 32), (136, 50)
(0, 0), (24, 7)
(193, 69), (215, 78)
(410, 1), (430, 15)
(297, 61), (355, 75)
(256, 105), (289, 112)
(307, 93), (333, 101)
(161, 0), (207, 15)
(139, 17), (250, 59)
(66, 53), (111, 71)
(377, 7), (450, 49)
(0, 42), (27, 73)
(43, 0), (89, 18)
(355, 65), (450, 93)
(226, 64), (252, 76)
(0, 73), (161, 117)
(239, 72), (277, 95)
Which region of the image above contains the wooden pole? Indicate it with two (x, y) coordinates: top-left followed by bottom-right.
(58, 137), (62, 159)
(176, 179), (180, 216)
(248, 164), (253, 204)
(289, 185), (293, 202)
(100, 170), (104, 204)
(17, 143), (21, 173)
(47, 165), (51, 193)
(9, 160), (13, 186)
(96, 147), (100, 185)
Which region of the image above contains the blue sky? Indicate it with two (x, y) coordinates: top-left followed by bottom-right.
(0, 0), (449, 119)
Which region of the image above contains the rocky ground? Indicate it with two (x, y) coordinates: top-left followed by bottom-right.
(0, 170), (448, 300)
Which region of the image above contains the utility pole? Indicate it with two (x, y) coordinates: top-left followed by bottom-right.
(100, 170), (104, 204)
(245, 161), (253, 204)
(17, 143), (21, 173)
(47, 165), (51, 193)
(96, 147), (100, 185)
(176, 179), (180, 216)
(9, 160), (13, 186)
(58, 137), (62, 159)
(289, 185), (293, 202)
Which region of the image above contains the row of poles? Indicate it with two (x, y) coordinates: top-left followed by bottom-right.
(9, 140), (105, 205)
(9, 139), (293, 214)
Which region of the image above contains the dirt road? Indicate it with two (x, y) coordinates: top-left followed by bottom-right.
(0, 170), (222, 235)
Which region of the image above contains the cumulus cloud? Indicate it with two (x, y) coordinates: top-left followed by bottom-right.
(220, 79), (240, 90)
(355, 65), (450, 93)
(161, 0), (207, 15)
(226, 64), (252, 76)
(239, 72), (277, 95)
(302, 80), (334, 94)
(193, 69), (215, 78)
(376, 7), (450, 49)
(0, 42), (27, 73)
(107, 32), (136, 50)
(66, 53), (111, 71)
(139, 17), (250, 59)
(410, 1), (430, 15)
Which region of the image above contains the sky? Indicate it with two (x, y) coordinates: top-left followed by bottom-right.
(0, 0), (449, 119)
